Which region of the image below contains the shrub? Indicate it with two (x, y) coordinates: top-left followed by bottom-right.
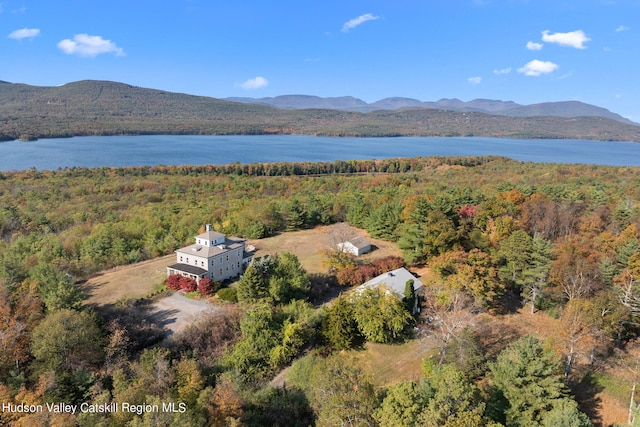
(179, 276), (197, 293)
(167, 274), (182, 291)
(197, 278), (218, 296)
(217, 287), (238, 303)
(371, 256), (405, 275)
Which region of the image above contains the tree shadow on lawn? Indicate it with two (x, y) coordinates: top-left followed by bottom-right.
(572, 370), (605, 427)
(308, 273), (343, 306)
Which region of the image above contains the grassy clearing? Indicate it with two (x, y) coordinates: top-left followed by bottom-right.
(345, 338), (435, 387)
(81, 223), (400, 306)
(81, 255), (173, 305)
(247, 223), (402, 275)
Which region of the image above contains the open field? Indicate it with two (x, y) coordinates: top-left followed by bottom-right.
(82, 223), (404, 306)
(348, 339), (435, 386)
(81, 255), (173, 305)
(247, 223), (403, 274)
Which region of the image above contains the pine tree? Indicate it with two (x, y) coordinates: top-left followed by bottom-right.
(520, 234), (553, 314)
(490, 335), (571, 427)
(236, 264), (268, 303)
(404, 279), (417, 314)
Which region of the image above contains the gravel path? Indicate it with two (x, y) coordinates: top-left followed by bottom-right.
(149, 292), (221, 336)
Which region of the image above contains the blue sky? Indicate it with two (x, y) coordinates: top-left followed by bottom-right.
(2, 0), (640, 121)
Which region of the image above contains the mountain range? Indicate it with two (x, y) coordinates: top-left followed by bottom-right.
(225, 95), (635, 125)
(1, 80), (640, 142)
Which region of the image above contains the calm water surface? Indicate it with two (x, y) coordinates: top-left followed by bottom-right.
(1, 135), (640, 171)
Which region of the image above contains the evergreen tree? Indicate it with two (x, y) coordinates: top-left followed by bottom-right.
(366, 201), (402, 241)
(286, 199), (307, 231)
(346, 194), (369, 228)
(521, 235), (553, 314)
(397, 197), (431, 265)
(497, 229), (533, 288)
(322, 296), (361, 350)
(236, 264), (268, 304)
(404, 279), (417, 314)
(490, 335), (572, 427)
(268, 252), (310, 303)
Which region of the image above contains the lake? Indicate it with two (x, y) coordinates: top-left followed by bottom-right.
(1, 135), (640, 171)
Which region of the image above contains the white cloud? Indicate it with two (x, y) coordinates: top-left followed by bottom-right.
(526, 41), (543, 51)
(616, 25), (629, 32)
(467, 76), (482, 85)
(517, 59), (558, 77)
(541, 30), (590, 49)
(8, 27), (40, 40)
(342, 13), (379, 32)
(493, 67), (511, 75)
(235, 76), (269, 90)
(57, 34), (125, 57)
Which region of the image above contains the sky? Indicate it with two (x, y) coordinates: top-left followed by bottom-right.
(2, 0), (640, 121)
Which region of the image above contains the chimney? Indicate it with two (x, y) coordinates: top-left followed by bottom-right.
(205, 224), (212, 232)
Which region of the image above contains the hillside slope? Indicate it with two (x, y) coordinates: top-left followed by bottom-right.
(2, 80), (640, 142)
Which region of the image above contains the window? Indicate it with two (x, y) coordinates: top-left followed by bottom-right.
(180, 256), (183, 262)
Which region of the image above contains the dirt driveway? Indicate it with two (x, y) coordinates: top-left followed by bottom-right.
(148, 292), (222, 336)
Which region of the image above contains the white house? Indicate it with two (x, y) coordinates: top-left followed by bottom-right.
(167, 224), (253, 283)
(337, 236), (372, 256)
(355, 267), (424, 312)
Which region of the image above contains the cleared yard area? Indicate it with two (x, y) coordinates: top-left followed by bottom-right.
(82, 255), (173, 305)
(148, 292), (221, 336)
(348, 339), (435, 386)
(248, 223), (402, 274)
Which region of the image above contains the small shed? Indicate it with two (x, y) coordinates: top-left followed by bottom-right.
(337, 236), (372, 256)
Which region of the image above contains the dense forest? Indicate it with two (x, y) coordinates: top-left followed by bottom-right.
(1, 155), (640, 426)
(2, 80), (640, 142)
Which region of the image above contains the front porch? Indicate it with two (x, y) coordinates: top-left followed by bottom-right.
(167, 263), (208, 282)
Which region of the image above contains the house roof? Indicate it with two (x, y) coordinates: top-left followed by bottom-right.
(168, 263), (208, 276)
(176, 237), (245, 258)
(346, 236), (371, 249)
(196, 230), (226, 241)
(357, 267), (424, 298)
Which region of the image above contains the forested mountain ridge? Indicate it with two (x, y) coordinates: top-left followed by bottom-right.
(229, 94), (636, 125)
(2, 79), (640, 142)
